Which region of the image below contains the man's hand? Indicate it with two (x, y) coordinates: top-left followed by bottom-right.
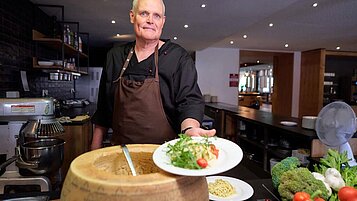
(184, 127), (216, 137)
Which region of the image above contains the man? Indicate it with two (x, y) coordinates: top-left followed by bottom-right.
(91, 0), (215, 150)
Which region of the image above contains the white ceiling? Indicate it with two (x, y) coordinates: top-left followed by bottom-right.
(30, 0), (357, 54)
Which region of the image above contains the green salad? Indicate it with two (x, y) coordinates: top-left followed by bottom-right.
(166, 134), (219, 169)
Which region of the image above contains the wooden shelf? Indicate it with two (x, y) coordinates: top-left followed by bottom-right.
(32, 29), (88, 59)
(32, 57), (87, 74)
(32, 28), (89, 76)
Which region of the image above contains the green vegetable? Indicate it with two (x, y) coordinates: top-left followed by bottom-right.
(314, 149), (349, 174)
(314, 149), (350, 201)
(314, 149), (357, 198)
(166, 134), (213, 169)
(278, 167), (330, 201)
(271, 157), (300, 189)
(341, 166), (357, 187)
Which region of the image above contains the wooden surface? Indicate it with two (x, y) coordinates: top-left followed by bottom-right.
(299, 49), (325, 117)
(272, 53), (294, 117)
(238, 94), (262, 107)
(32, 29), (88, 59)
(311, 138), (357, 157)
(58, 120), (93, 178)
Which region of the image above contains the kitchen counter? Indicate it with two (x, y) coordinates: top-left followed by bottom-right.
(59, 103), (97, 119)
(205, 102), (318, 173)
(0, 179), (278, 201)
(205, 102), (317, 139)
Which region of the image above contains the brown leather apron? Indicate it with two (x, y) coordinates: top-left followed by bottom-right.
(111, 45), (176, 145)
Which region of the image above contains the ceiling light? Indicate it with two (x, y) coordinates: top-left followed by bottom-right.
(230, 40), (234, 44)
(312, 2), (318, 7)
(111, 20), (116, 24)
(284, 43), (289, 48)
(184, 24), (189, 28)
(116, 33), (120, 37)
(269, 23), (274, 27)
(201, 4), (206, 8)
(173, 36), (178, 40)
(243, 35), (247, 39)
(336, 46), (341, 50)
(257, 60), (260, 63)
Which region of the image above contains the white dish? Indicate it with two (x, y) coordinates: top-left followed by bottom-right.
(206, 176), (254, 201)
(280, 121), (297, 126)
(38, 61), (54, 66)
(153, 137), (243, 176)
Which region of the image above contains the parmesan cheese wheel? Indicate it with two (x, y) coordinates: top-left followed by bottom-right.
(60, 144), (208, 201)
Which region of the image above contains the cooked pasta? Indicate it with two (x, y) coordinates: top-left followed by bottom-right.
(208, 179), (236, 197)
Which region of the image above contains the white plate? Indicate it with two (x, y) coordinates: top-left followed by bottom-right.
(38, 61), (54, 66)
(280, 121), (297, 126)
(206, 176), (254, 201)
(153, 137), (243, 176)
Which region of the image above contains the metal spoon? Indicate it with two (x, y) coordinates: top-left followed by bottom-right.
(121, 144), (137, 176)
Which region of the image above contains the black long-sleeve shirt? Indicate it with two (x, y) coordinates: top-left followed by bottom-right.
(91, 40), (204, 133)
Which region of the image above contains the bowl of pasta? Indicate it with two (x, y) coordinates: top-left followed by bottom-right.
(153, 134), (243, 176)
(206, 176), (254, 200)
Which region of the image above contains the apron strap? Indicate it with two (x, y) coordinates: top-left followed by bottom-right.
(113, 44), (159, 83)
(113, 48), (134, 83)
(154, 44), (159, 81)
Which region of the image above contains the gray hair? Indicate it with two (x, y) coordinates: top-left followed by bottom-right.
(132, 0), (165, 16)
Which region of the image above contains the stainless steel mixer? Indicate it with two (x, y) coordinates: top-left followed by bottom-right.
(0, 98), (65, 195)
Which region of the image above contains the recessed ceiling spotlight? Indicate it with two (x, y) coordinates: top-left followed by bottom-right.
(116, 33), (120, 37)
(173, 36), (178, 40)
(244, 64), (247, 67)
(111, 20), (116, 24)
(312, 2), (318, 7)
(184, 24), (189, 28)
(243, 35), (247, 39)
(257, 60), (260, 63)
(269, 23), (274, 27)
(336, 46), (341, 50)
(284, 43), (289, 48)
(201, 4), (206, 8)
(230, 40), (234, 44)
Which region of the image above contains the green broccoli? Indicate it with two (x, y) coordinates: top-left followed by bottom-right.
(278, 167), (330, 201)
(271, 157), (300, 189)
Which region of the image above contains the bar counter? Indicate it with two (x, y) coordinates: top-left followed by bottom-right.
(205, 102), (317, 139)
(205, 102), (318, 172)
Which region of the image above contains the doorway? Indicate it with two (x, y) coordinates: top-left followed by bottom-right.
(239, 50), (294, 116)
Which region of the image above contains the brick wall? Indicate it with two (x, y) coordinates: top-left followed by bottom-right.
(0, 0), (74, 99)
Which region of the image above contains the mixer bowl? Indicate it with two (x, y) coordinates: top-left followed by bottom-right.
(18, 138), (65, 174)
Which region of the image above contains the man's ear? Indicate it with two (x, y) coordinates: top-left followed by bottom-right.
(129, 10), (134, 24)
(162, 15), (166, 27)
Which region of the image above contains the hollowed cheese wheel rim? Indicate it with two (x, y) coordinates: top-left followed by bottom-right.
(61, 144), (208, 200)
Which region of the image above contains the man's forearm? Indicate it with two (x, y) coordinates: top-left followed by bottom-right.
(91, 124), (108, 150)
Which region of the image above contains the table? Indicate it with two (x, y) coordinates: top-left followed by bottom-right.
(246, 179), (280, 200)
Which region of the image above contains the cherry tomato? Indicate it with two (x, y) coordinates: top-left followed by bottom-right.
(338, 186), (357, 201)
(210, 144), (219, 159)
(293, 192), (311, 201)
(314, 197), (325, 201)
(197, 158), (208, 168)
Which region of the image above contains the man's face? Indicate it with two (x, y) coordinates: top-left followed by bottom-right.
(130, 0), (165, 42)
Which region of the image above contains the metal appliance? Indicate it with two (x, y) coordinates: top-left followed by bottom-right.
(0, 98), (65, 194)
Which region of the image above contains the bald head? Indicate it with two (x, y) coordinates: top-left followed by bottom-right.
(132, 0), (165, 16)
